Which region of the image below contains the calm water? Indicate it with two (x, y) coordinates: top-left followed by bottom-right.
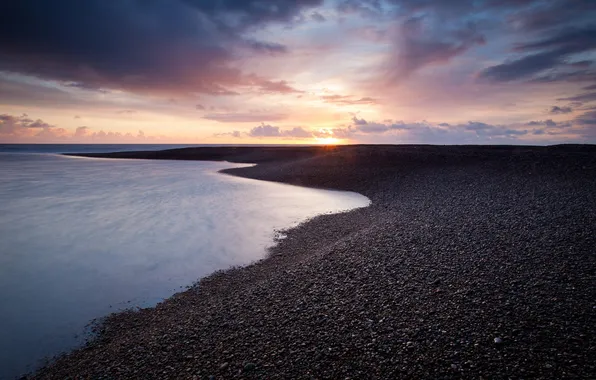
(0, 148), (369, 379)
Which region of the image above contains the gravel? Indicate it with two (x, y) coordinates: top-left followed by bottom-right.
(32, 145), (596, 379)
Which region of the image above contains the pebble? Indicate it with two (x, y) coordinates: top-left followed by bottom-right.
(31, 146), (596, 379)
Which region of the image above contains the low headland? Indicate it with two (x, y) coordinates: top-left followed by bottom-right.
(34, 145), (596, 379)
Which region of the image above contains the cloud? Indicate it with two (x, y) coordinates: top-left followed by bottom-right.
(195, 104), (206, 110)
(214, 130), (244, 138)
(525, 119), (558, 127)
(508, 1), (596, 32)
(321, 95), (379, 106)
(182, 0), (324, 29)
(479, 50), (565, 82)
(550, 106), (573, 114)
(0, 113), (172, 142)
(329, 117), (539, 142)
(558, 92), (596, 103)
(574, 110), (596, 125)
(0, 113), (54, 133)
(74, 126), (91, 137)
(0, 113), (66, 140)
(211, 111), (594, 143)
(63, 82), (109, 93)
(249, 124), (282, 137)
(387, 14), (485, 81)
(250, 78), (303, 94)
(282, 127), (314, 138)
(311, 12), (326, 22)
(116, 110), (136, 115)
(243, 40), (288, 55)
(0, 0), (319, 97)
(513, 27), (596, 52)
(247, 123), (313, 138)
(352, 116), (368, 125)
(570, 60), (593, 68)
(337, 0), (383, 18)
(530, 70), (596, 84)
(479, 27), (596, 82)
(203, 112), (288, 123)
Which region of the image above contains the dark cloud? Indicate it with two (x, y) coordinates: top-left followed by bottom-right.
(574, 110), (596, 125)
(248, 123), (313, 138)
(203, 112), (288, 123)
(311, 12), (326, 22)
(558, 92), (596, 103)
(530, 70), (596, 84)
(570, 60), (593, 68)
(244, 40), (288, 55)
(195, 104), (206, 110)
(0, 114), (54, 130)
(63, 82), (109, 93)
(181, 0), (323, 29)
(583, 84), (596, 91)
(479, 50), (563, 82)
(480, 27), (596, 82)
(550, 106), (573, 114)
(514, 27), (596, 53)
(0, 0), (319, 97)
(337, 0), (383, 18)
(0, 113), (65, 139)
(525, 119), (557, 127)
(373, 1), (592, 85)
(352, 116), (368, 125)
(507, 0), (596, 32)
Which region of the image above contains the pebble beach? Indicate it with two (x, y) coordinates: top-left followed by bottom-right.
(32, 145), (596, 379)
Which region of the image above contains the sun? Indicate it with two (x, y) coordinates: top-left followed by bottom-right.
(314, 136), (341, 145)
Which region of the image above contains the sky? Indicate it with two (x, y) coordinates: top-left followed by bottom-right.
(0, 0), (595, 145)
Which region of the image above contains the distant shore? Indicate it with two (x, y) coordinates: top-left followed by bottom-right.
(35, 145), (596, 379)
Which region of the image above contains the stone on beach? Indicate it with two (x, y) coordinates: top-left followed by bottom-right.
(33, 145), (596, 379)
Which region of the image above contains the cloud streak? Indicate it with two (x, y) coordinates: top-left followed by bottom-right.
(479, 27), (596, 82)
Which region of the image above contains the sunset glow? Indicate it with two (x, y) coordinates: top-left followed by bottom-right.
(0, 1), (595, 144)
(315, 137), (342, 145)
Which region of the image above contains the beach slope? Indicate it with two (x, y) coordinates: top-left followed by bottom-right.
(35, 145), (596, 379)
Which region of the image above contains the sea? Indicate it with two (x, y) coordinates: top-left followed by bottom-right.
(0, 144), (370, 379)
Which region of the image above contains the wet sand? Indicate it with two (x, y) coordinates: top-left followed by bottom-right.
(33, 145), (596, 379)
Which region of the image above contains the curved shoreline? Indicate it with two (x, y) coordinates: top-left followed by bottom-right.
(33, 145), (596, 379)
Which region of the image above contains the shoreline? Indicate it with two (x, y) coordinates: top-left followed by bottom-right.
(34, 145), (596, 379)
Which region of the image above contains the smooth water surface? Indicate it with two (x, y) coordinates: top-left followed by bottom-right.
(0, 152), (369, 379)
